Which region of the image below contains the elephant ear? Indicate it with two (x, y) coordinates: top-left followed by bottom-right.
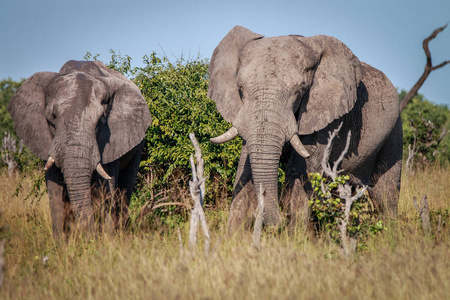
(96, 63), (151, 164)
(208, 26), (263, 123)
(7, 72), (58, 160)
(295, 35), (362, 135)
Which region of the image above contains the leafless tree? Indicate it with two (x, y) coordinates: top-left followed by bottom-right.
(187, 133), (210, 256)
(321, 124), (367, 257)
(400, 24), (450, 111)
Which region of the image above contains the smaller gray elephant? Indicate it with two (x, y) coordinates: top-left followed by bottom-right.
(8, 60), (151, 237)
(208, 26), (403, 231)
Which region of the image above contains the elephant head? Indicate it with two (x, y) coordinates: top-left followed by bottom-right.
(209, 26), (362, 226)
(8, 60), (151, 224)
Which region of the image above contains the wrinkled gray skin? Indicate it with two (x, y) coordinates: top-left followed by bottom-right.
(8, 60), (151, 237)
(208, 26), (403, 231)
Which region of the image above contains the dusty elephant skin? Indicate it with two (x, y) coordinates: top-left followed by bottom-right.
(8, 60), (151, 238)
(209, 26), (403, 231)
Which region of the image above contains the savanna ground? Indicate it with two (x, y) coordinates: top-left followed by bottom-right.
(0, 165), (449, 300)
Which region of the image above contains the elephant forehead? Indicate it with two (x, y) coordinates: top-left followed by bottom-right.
(238, 37), (316, 85)
(45, 72), (107, 118)
(240, 36), (314, 68)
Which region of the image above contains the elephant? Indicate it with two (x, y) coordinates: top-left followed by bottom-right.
(8, 60), (151, 237)
(208, 26), (403, 231)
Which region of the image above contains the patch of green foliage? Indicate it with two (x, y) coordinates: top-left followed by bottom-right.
(91, 51), (241, 216)
(399, 90), (450, 166)
(0, 78), (23, 140)
(308, 172), (385, 250)
(0, 78), (38, 173)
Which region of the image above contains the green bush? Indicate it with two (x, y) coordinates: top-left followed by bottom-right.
(0, 78), (39, 173)
(399, 90), (450, 166)
(0, 78), (24, 141)
(308, 172), (384, 250)
(96, 51), (242, 211)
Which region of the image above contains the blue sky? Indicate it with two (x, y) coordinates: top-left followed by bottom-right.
(1, 0), (449, 105)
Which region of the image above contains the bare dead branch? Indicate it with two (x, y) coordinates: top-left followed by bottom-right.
(400, 24), (450, 111)
(188, 133), (210, 256)
(405, 135), (419, 175)
(321, 125), (367, 257)
(151, 202), (190, 211)
(321, 123), (343, 181)
(253, 184), (265, 250)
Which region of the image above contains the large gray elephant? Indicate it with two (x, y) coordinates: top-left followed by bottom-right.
(208, 26), (403, 231)
(8, 60), (151, 237)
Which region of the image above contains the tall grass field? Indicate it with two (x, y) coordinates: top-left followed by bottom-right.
(0, 166), (449, 299)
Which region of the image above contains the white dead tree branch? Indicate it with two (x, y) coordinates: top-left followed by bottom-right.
(253, 184), (265, 250)
(413, 195), (430, 234)
(1, 131), (23, 176)
(187, 133), (210, 256)
(405, 135), (419, 175)
(400, 24), (450, 111)
(321, 123), (367, 257)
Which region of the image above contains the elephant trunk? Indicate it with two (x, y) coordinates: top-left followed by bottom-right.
(244, 104), (285, 227)
(61, 139), (97, 225)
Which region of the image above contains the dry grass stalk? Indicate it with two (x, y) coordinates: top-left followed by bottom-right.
(0, 239), (5, 288)
(253, 183), (265, 250)
(187, 133), (210, 256)
(177, 228), (184, 259)
(413, 195), (431, 234)
(321, 124), (367, 257)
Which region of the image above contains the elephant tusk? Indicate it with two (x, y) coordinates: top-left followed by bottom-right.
(44, 156), (55, 171)
(96, 163), (112, 180)
(210, 127), (239, 144)
(290, 134), (310, 158)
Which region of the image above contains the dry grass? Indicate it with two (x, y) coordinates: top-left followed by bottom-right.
(0, 166), (449, 299)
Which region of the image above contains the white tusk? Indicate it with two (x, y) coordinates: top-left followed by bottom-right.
(96, 163), (112, 180)
(210, 127), (239, 144)
(290, 134), (310, 158)
(44, 156), (55, 171)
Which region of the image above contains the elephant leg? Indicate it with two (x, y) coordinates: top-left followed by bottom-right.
(45, 167), (70, 239)
(368, 117), (403, 216)
(107, 140), (145, 228)
(227, 143), (257, 234)
(281, 147), (310, 231)
(117, 140), (145, 204)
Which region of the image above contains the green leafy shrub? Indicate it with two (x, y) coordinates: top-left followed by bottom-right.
(95, 52), (241, 221)
(400, 90), (450, 166)
(0, 79), (39, 173)
(308, 172), (385, 249)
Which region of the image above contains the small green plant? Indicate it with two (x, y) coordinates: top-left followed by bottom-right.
(308, 172), (385, 250)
